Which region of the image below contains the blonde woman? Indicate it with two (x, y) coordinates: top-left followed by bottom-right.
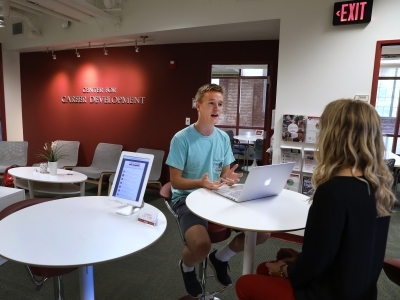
(236, 99), (396, 300)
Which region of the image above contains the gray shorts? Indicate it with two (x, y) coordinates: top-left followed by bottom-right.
(173, 197), (208, 236)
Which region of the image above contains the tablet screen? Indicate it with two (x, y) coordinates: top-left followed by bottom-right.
(111, 155), (150, 202)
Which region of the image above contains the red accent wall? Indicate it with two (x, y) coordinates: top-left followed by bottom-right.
(20, 40), (279, 183)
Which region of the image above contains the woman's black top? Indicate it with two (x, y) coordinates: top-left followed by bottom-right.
(288, 176), (390, 300)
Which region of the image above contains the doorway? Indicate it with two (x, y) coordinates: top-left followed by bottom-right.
(371, 40), (400, 154)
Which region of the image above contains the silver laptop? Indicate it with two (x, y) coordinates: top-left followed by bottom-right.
(214, 162), (295, 202)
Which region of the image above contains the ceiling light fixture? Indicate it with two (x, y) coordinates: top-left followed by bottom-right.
(0, 17), (5, 28)
(103, 43), (108, 55)
(135, 40), (139, 53)
(75, 47), (80, 58)
(140, 35), (148, 43)
(52, 50), (56, 60)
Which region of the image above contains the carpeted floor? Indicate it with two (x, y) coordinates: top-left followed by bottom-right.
(0, 178), (399, 299)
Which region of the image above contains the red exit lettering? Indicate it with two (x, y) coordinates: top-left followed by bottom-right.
(337, 1), (367, 22)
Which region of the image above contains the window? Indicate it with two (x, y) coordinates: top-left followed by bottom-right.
(374, 50), (400, 153)
(211, 64), (269, 135)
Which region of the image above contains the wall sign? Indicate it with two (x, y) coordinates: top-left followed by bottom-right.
(332, 1), (373, 26)
(61, 87), (145, 104)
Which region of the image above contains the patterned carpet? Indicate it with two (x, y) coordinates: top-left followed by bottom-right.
(0, 183), (398, 299)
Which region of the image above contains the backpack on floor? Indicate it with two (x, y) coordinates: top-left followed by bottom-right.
(3, 165), (19, 188)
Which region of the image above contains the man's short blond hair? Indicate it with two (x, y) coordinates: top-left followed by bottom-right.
(195, 84), (224, 103)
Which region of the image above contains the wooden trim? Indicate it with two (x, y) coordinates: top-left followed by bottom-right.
(370, 39), (400, 106)
(270, 232), (304, 245)
(0, 44), (7, 141)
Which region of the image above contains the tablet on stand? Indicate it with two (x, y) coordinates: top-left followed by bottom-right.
(109, 151), (154, 216)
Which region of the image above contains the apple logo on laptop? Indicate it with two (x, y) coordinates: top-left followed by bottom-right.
(264, 178), (272, 186)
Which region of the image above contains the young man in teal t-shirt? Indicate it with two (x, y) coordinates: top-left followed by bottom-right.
(166, 83), (270, 298)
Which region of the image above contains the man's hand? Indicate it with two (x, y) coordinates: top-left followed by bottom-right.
(265, 260), (288, 278)
(201, 173), (226, 190)
(222, 164), (243, 186)
(276, 248), (299, 265)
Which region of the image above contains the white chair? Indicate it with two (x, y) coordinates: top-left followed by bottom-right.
(0, 141), (28, 179)
(73, 143), (123, 196)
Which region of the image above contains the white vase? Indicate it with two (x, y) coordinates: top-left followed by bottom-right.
(48, 161), (58, 175)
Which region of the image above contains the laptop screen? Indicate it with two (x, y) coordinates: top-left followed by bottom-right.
(111, 155), (150, 202)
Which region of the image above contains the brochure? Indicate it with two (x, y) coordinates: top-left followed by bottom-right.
(284, 173), (301, 192)
(303, 148), (317, 173)
(280, 146), (302, 171)
(305, 116), (320, 144)
(301, 175), (315, 196)
(282, 115), (306, 142)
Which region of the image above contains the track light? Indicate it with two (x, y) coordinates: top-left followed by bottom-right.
(103, 43), (108, 55)
(52, 50), (56, 60)
(75, 47), (80, 58)
(140, 35), (148, 43)
(135, 40), (139, 53)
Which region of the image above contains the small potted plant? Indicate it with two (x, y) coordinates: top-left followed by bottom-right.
(36, 141), (68, 175)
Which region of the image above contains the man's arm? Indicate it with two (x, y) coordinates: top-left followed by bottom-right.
(170, 166), (226, 190)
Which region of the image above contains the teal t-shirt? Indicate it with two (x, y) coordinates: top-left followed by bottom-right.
(166, 125), (235, 204)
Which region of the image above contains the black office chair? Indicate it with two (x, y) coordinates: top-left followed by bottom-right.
(224, 130), (245, 161)
(0, 198), (77, 300)
(384, 158), (397, 194)
(160, 183), (231, 300)
(249, 139), (264, 167)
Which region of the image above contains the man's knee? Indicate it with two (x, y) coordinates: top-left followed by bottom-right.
(256, 232), (270, 245)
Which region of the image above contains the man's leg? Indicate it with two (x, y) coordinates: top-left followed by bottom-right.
(183, 224), (211, 267)
(209, 232), (270, 286)
(175, 198), (210, 298)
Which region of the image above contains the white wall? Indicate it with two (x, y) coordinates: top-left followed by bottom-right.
(273, 0), (400, 162)
(2, 51), (23, 141)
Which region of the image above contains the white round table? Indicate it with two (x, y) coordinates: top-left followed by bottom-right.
(9, 167), (87, 199)
(0, 196), (167, 300)
(234, 135), (261, 171)
(186, 188), (310, 274)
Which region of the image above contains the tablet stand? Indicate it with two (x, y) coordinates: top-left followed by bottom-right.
(116, 202), (144, 216)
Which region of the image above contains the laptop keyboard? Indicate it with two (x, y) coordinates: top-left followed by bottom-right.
(229, 191), (242, 198)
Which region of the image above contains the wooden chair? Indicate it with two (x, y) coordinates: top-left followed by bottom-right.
(73, 143), (122, 195)
(33, 140), (80, 169)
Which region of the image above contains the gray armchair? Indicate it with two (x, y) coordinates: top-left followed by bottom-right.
(0, 141), (28, 178)
(73, 143), (123, 195)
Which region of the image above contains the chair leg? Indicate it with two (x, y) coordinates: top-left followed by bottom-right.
(198, 257), (226, 300)
(199, 258), (207, 299)
(97, 174), (106, 196)
(53, 276), (65, 300)
(25, 265), (48, 291)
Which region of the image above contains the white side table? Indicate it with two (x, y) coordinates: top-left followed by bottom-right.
(0, 186), (26, 212)
(0, 186), (26, 265)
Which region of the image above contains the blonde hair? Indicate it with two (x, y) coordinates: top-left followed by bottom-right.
(312, 99), (396, 217)
(195, 83), (224, 103)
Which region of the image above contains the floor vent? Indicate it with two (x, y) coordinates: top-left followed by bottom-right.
(12, 22), (23, 35)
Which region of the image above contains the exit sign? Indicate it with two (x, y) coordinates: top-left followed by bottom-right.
(332, 1), (373, 26)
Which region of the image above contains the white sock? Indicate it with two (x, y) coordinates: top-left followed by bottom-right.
(215, 244), (236, 262)
(182, 260), (194, 273)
